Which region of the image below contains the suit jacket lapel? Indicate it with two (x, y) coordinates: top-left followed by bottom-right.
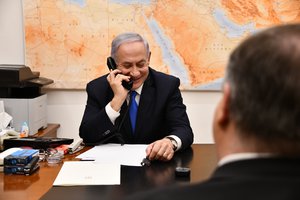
(135, 71), (155, 135)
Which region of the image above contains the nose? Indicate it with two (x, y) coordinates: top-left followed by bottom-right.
(130, 66), (140, 77)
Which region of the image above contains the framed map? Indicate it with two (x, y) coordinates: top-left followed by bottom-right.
(23, 0), (300, 90)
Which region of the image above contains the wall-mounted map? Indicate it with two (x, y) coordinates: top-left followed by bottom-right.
(23, 0), (300, 90)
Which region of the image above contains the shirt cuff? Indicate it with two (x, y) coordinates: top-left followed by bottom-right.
(105, 102), (120, 125)
(167, 135), (182, 151)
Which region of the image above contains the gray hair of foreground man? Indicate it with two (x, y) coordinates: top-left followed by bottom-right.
(225, 24), (300, 155)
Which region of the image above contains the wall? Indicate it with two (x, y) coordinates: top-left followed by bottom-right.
(1, 0), (221, 143)
(0, 0), (24, 64)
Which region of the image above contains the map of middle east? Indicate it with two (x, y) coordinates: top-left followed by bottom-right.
(23, 0), (300, 90)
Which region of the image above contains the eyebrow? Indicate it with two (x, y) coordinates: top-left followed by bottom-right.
(121, 59), (147, 65)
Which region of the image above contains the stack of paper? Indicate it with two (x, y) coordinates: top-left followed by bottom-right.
(53, 144), (148, 186)
(53, 161), (120, 186)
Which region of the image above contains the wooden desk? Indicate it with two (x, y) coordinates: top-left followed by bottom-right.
(34, 124), (60, 138)
(0, 144), (217, 200)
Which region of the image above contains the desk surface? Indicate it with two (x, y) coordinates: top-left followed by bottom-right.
(0, 144), (217, 200)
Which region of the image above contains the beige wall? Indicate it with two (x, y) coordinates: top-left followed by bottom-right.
(0, 0), (24, 64)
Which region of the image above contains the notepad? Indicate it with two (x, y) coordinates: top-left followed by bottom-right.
(53, 161), (120, 186)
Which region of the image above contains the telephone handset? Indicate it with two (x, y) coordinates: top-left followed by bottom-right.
(107, 57), (133, 90)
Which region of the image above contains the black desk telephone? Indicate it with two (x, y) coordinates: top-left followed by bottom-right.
(107, 57), (133, 90)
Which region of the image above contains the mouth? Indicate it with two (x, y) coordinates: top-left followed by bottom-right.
(131, 78), (141, 88)
(131, 76), (139, 82)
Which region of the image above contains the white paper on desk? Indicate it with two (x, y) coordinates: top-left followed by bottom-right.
(76, 143), (147, 166)
(0, 101), (12, 131)
(53, 161), (120, 186)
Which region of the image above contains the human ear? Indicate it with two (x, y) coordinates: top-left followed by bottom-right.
(148, 52), (151, 62)
(216, 82), (231, 126)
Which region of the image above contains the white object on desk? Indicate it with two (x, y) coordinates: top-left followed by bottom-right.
(53, 161), (120, 186)
(68, 138), (83, 153)
(0, 101), (12, 131)
(76, 143), (148, 166)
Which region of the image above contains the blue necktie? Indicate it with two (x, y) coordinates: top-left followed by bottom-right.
(129, 91), (138, 133)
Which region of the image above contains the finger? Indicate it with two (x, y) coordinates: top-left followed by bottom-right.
(123, 75), (131, 82)
(161, 146), (174, 161)
(163, 151), (174, 161)
(109, 69), (121, 78)
(111, 68), (122, 74)
(157, 151), (168, 161)
(107, 70), (117, 80)
(156, 150), (170, 161)
(146, 144), (153, 157)
(148, 142), (161, 160)
(115, 73), (131, 81)
(154, 145), (168, 160)
(158, 141), (175, 161)
(107, 73), (111, 81)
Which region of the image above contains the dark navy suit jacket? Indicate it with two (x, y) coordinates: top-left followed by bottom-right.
(79, 67), (193, 149)
(126, 157), (300, 200)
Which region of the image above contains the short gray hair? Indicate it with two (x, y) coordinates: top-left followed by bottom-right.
(110, 32), (150, 62)
(225, 24), (300, 155)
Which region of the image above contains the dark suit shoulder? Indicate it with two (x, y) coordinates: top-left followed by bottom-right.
(149, 67), (180, 89)
(87, 74), (108, 88)
(86, 74), (110, 94)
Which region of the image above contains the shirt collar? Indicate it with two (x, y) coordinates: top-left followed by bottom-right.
(134, 84), (143, 95)
(127, 84), (144, 104)
(218, 152), (274, 167)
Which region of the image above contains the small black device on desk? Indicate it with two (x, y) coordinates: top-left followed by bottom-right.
(175, 167), (191, 177)
(3, 137), (74, 150)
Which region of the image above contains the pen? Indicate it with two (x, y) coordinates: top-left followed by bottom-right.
(80, 157), (95, 161)
(80, 159), (95, 161)
(141, 157), (151, 166)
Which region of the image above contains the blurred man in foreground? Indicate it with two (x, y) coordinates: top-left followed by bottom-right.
(126, 24), (300, 200)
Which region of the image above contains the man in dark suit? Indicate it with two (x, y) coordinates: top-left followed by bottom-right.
(79, 32), (193, 161)
(126, 24), (300, 199)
